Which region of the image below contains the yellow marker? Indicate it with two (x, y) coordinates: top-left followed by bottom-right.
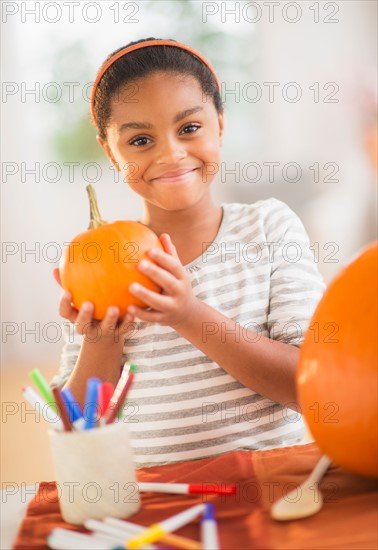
(104, 517), (202, 550)
(126, 503), (205, 549)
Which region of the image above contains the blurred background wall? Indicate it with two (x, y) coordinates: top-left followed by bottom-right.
(1, 0), (377, 483)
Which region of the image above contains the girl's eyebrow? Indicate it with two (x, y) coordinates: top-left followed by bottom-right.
(174, 106), (203, 122)
(118, 106), (204, 134)
(119, 121), (152, 133)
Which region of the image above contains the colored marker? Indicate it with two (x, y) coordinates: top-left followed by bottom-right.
(84, 377), (101, 430)
(84, 519), (158, 550)
(104, 364), (137, 424)
(105, 517), (202, 550)
(99, 382), (114, 418)
(90, 533), (150, 550)
(138, 482), (237, 495)
(52, 387), (73, 431)
(22, 386), (63, 431)
(201, 503), (219, 550)
(47, 527), (123, 550)
(29, 368), (58, 414)
(61, 387), (84, 422)
(125, 503), (205, 549)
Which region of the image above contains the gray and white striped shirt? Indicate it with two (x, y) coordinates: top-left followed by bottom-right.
(52, 198), (325, 467)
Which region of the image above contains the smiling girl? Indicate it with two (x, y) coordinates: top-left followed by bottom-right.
(52, 38), (325, 467)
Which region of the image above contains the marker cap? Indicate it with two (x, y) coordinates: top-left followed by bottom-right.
(188, 484), (236, 495)
(203, 503), (215, 521)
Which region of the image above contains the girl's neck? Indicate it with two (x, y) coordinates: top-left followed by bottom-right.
(141, 194), (223, 266)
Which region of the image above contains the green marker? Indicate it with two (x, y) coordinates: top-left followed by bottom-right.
(29, 368), (58, 414)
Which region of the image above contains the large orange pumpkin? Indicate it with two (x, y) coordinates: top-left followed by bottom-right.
(59, 185), (163, 320)
(297, 243), (378, 478)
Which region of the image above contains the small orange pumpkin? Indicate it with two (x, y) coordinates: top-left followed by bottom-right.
(297, 243), (378, 478)
(59, 185), (163, 320)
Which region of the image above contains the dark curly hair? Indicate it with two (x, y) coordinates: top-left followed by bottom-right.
(93, 37), (223, 140)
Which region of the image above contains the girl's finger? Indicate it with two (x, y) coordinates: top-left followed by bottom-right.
(129, 282), (173, 311)
(138, 259), (180, 293)
(147, 246), (184, 280)
(127, 305), (164, 324)
(160, 233), (179, 259)
(117, 315), (137, 337)
(101, 306), (121, 333)
(53, 267), (62, 286)
(75, 301), (95, 333)
(59, 290), (79, 322)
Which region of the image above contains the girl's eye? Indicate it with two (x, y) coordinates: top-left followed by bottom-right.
(180, 124), (201, 135)
(129, 136), (151, 147)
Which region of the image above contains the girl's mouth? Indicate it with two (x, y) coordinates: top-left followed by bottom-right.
(152, 168), (198, 183)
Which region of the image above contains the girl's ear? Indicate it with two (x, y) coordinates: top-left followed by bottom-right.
(96, 135), (120, 171)
(218, 110), (225, 146)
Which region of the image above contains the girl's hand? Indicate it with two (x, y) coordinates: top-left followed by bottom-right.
(52, 268), (136, 343)
(127, 233), (199, 328)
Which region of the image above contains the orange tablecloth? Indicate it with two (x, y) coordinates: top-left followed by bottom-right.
(13, 443), (378, 550)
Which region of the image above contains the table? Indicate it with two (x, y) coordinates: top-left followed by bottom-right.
(1, 484), (37, 550)
(6, 442), (378, 550)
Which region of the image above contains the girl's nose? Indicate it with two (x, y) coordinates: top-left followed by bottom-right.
(155, 138), (187, 164)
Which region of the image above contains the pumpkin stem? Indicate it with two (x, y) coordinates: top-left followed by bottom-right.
(86, 184), (107, 229)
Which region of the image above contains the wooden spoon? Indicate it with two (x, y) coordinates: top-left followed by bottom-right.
(271, 455), (332, 521)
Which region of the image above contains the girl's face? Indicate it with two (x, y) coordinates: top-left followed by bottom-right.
(98, 71), (224, 212)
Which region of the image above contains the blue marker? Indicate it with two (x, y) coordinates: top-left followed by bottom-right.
(61, 387), (85, 429)
(201, 503), (220, 550)
(83, 378), (101, 430)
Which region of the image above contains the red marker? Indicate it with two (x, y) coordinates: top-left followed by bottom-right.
(99, 382), (114, 418)
(104, 363), (137, 424)
(137, 482), (237, 495)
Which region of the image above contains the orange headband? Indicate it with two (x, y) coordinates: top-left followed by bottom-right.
(90, 39), (220, 126)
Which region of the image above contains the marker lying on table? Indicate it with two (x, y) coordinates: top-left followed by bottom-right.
(105, 517), (203, 550)
(201, 503), (220, 550)
(88, 532), (155, 550)
(29, 368), (58, 414)
(125, 503), (205, 549)
(84, 519), (158, 550)
(138, 482), (237, 495)
(104, 364), (137, 424)
(47, 527), (123, 550)
(22, 386), (64, 431)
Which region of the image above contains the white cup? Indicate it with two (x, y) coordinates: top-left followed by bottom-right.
(48, 421), (140, 524)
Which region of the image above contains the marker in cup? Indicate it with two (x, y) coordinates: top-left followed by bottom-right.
(29, 368), (58, 414)
(104, 364), (137, 424)
(52, 387), (73, 431)
(84, 377), (101, 430)
(61, 387), (85, 429)
(22, 386), (63, 431)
